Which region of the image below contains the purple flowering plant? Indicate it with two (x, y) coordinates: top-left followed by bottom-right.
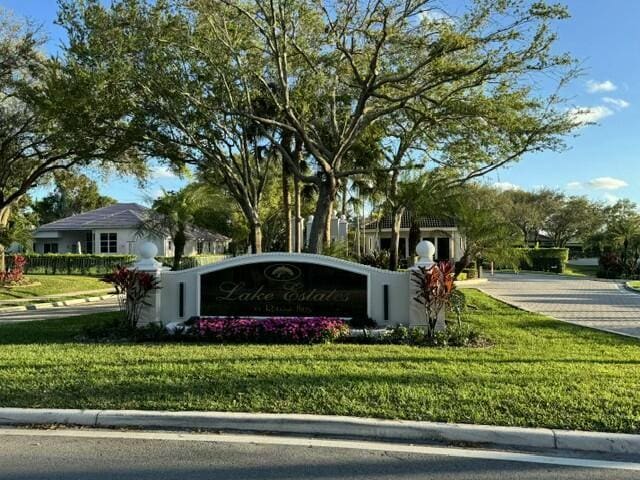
(196, 316), (349, 344)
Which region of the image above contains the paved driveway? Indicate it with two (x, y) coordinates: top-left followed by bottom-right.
(0, 298), (118, 324)
(479, 274), (640, 339)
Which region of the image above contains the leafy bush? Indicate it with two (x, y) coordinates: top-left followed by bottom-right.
(380, 324), (486, 347)
(597, 252), (625, 279)
(518, 248), (569, 273)
(196, 316), (349, 344)
(348, 315), (377, 336)
(0, 254), (27, 286)
(359, 250), (390, 269)
(461, 268), (477, 279)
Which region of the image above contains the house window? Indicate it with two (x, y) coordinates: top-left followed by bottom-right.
(100, 233), (118, 253)
(85, 232), (94, 254)
(43, 243), (58, 254)
(197, 241), (204, 255)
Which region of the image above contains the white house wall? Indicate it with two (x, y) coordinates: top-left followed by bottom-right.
(363, 228), (464, 261)
(33, 229), (168, 256)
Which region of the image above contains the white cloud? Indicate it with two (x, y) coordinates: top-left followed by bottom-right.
(602, 97), (630, 109)
(586, 80), (617, 93)
(587, 177), (628, 190)
(567, 105), (614, 125)
(602, 193), (619, 205)
(151, 165), (178, 179)
(493, 182), (521, 191)
(418, 9), (453, 24)
(566, 181), (583, 189)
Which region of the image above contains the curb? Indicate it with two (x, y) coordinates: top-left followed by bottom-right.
(0, 408), (639, 455)
(0, 294), (117, 313)
(454, 278), (489, 288)
(624, 282), (640, 294)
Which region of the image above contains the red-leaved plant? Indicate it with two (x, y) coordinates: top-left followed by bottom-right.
(103, 266), (160, 329)
(0, 255), (27, 286)
(411, 260), (455, 338)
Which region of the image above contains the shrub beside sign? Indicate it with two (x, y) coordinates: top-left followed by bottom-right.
(200, 261), (368, 318)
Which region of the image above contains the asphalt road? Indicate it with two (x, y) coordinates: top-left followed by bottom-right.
(0, 298), (118, 324)
(0, 428), (638, 480)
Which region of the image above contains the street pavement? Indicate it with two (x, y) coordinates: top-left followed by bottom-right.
(479, 273), (640, 339)
(0, 428), (639, 479)
(0, 298), (118, 324)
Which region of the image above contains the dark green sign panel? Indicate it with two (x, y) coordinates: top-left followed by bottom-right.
(200, 261), (368, 317)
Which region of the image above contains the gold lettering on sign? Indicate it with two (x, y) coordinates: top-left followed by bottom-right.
(217, 282), (275, 302)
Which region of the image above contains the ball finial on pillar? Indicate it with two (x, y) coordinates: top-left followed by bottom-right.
(415, 240), (435, 266)
(136, 240), (162, 269)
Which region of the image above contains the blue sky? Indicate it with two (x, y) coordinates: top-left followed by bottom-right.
(2, 0), (639, 205)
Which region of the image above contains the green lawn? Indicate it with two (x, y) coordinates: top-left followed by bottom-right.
(564, 264), (599, 277)
(0, 275), (109, 302)
(0, 290), (639, 433)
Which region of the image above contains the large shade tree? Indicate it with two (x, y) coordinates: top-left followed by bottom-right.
(32, 171), (116, 225)
(58, 0), (278, 253)
(199, 0), (578, 253)
(0, 9), (144, 268)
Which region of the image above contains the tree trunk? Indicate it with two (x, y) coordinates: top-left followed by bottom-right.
(408, 218), (421, 267)
(249, 220), (263, 254)
(388, 206), (405, 271)
(323, 199), (333, 249)
(307, 176), (337, 254)
(454, 253), (472, 280)
(173, 229), (187, 270)
(340, 181), (348, 216)
(0, 206), (12, 272)
(282, 158), (292, 252)
(294, 175), (302, 253)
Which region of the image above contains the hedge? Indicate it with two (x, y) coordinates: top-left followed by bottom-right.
(5, 254), (226, 275)
(519, 248), (569, 273)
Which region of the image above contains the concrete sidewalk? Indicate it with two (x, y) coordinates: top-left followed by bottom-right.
(1, 408), (639, 456)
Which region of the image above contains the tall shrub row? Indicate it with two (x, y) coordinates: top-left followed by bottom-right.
(6, 254), (136, 275)
(5, 254), (227, 275)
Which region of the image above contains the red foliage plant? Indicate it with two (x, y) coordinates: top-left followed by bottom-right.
(411, 260), (456, 338)
(103, 266), (160, 329)
(0, 255), (27, 286)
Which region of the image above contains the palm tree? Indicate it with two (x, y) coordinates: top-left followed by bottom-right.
(139, 189), (202, 270)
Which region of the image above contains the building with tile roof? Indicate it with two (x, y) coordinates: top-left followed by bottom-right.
(363, 212), (465, 261)
(33, 203), (230, 256)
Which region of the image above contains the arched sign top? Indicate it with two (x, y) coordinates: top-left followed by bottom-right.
(165, 252), (407, 278)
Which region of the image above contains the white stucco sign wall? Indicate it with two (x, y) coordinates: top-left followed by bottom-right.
(134, 241), (439, 329)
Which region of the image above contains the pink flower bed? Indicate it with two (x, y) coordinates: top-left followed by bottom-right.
(196, 316), (349, 344)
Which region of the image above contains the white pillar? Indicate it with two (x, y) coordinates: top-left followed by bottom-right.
(134, 241), (168, 326)
(408, 240), (445, 331)
(305, 215), (314, 249)
(338, 215), (348, 242)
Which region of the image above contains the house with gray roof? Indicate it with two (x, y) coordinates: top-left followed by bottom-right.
(363, 212), (465, 261)
(33, 203), (230, 256)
